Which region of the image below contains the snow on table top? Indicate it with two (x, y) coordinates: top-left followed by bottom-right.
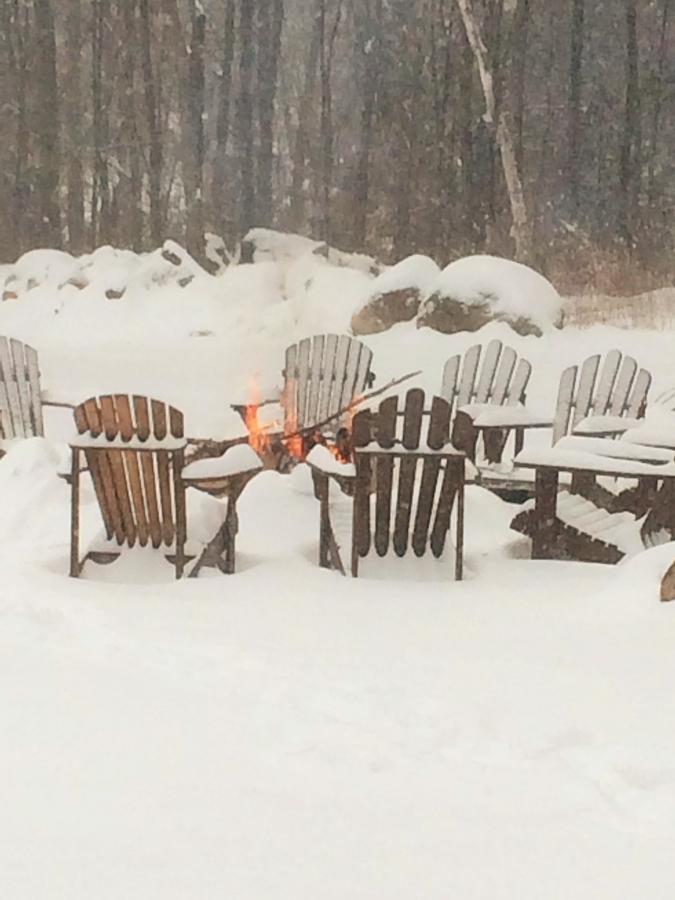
(622, 418), (675, 450)
(68, 432), (187, 451)
(182, 444), (263, 480)
(458, 402), (552, 429)
(573, 414), (641, 435)
(516, 435), (675, 477)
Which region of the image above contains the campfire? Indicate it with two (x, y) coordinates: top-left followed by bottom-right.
(243, 400), (353, 469)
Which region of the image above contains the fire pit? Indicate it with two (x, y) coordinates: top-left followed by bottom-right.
(232, 401), (353, 472)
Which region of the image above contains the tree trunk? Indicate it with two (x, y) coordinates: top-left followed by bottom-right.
(512, 0), (529, 172)
(33, 0), (61, 248)
(317, 0), (342, 244)
(289, 3), (321, 231)
(119, 0), (143, 251)
(184, 1), (206, 259)
(237, 0), (257, 234)
(139, 0), (163, 246)
(567, 0), (584, 216)
(454, 0), (532, 262)
(618, 0), (641, 246)
(2, 1), (29, 257)
(212, 0), (237, 237)
(647, 0), (670, 204)
(256, 0), (284, 227)
(64, 0), (85, 253)
(352, 0), (383, 250)
(92, 0), (111, 245)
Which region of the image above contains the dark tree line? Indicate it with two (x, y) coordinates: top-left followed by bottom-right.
(0, 0), (673, 291)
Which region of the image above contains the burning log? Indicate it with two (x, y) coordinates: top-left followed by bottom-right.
(187, 369), (422, 468)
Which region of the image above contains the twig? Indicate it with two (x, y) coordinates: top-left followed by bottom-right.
(187, 369), (422, 458)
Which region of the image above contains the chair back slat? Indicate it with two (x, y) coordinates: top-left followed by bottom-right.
(592, 349), (622, 415)
(305, 335), (325, 427)
(374, 396), (398, 557)
(625, 368), (651, 418)
(456, 345), (482, 407)
(24, 345), (43, 435)
(393, 389), (425, 557)
(115, 396), (150, 546)
(316, 334), (338, 423)
(412, 397), (451, 556)
(492, 346), (518, 404)
(440, 355), (461, 415)
(609, 357), (637, 415)
(552, 365), (578, 445)
(10, 339), (33, 436)
(294, 338), (312, 428)
(474, 339), (503, 402)
(506, 358), (532, 405)
(570, 355), (600, 428)
(0, 337), (25, 438)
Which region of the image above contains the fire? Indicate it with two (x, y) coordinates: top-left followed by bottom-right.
(244, 376), (280, 456)
(244, 377), (359, 465)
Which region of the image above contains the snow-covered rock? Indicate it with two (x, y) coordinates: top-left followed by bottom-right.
(417, 254), (563, 337)
(351, 254), (440, 335)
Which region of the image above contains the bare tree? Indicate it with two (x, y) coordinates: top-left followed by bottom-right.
(454, 0), (532, 261)
(34, 0), (61, 248)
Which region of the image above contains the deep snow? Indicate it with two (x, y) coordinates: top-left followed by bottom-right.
(1, 247), (674, 899)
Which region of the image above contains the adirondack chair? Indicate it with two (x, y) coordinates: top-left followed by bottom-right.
(0, 336), (53, 445)
(282, 334), (374, 439)
(69, 395), (190, 578)
(309, 389), (465, 578)
(511, 351), (654, 562)
(440, 339), (538, 466)
(551, 349), (651, 444)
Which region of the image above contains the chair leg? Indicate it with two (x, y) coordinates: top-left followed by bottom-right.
(69, 448), (81, 578)
(173, 452), (187, 579)
(455, 460), (464, 581)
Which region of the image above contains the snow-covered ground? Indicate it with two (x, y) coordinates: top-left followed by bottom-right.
(1, 247), (675, 898)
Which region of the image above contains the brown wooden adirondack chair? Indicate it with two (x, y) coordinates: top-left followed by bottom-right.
(0, 336), (64, 445)
(282, 334), (374, 438)
(69, 395), (190, 578)
(511, 351), (654, 562)
(309, 389), (465, 578)
(440, 338), (538, 466)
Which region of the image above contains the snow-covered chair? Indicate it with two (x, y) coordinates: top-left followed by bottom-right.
(511, 351), (657, 562)
(307, 389), (465, 578)
(0, 336), (72, 450)
(282, 334), (374, 437)
(440, 339), (547, 468)
(69, 394), (262, 579)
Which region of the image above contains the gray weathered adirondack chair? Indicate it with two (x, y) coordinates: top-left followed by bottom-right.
(551, 349), (651, 443)
(511, 351), (654, 562)
(310, 389), (465, 578)
(441, 339), (534, 464)
(282, 334), (374, 438)
(69, 395), (190, 579)
(0, 337), (50, 444)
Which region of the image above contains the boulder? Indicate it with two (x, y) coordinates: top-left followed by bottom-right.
(417, 254), (562, 337)
(351, 254), (440, 335)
